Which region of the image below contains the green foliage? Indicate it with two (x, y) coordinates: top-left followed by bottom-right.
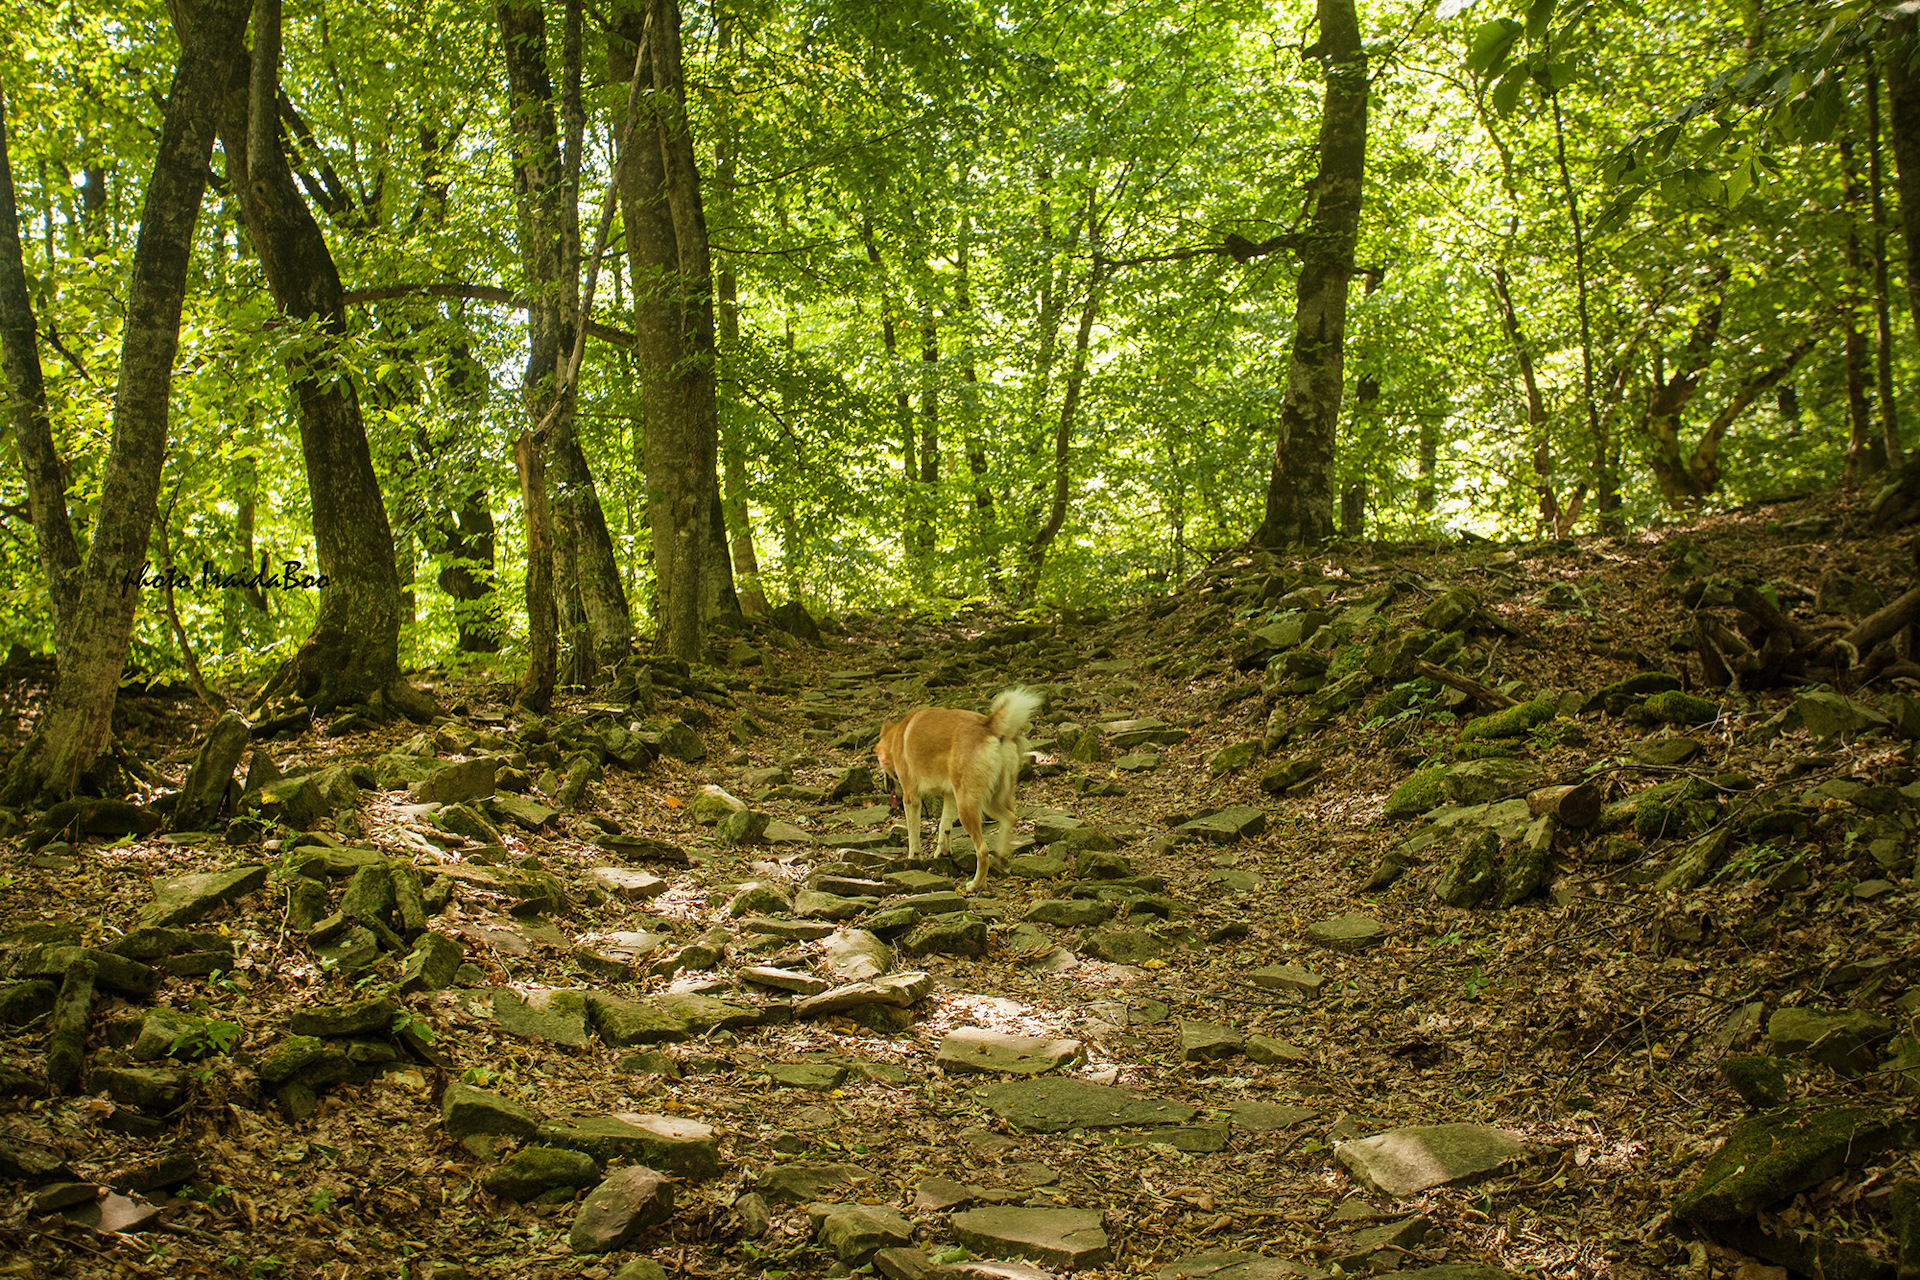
(0, 0), (1901, 669)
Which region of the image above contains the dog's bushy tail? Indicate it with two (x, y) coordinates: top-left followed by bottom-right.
(985, 686), (1043, 740)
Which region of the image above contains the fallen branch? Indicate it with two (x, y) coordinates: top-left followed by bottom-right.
(1413, 660), (1518, 708)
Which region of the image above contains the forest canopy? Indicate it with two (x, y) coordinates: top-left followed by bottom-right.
(3, 0), (1919, 717)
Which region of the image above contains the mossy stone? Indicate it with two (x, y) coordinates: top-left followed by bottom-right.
(1383, 767), (1448, 822)
(1434, 832), (1500, 908)
(1720, 1055), (1796, 1109)
(1208, 741), (1261, 775)
(482, 1145), (601, 1201)
(1459, 699), (1556, 741)
(1640, 691), (1719, 726)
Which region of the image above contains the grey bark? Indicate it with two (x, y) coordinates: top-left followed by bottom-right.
(0, 88), (83, 655)
(1256, 0), (1368, 548)
(3, 0), (254, 804)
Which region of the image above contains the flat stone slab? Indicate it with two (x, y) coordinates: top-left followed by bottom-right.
(1306, 913), (1387, 952)
(936, 1029), (1085, 1077)
(795, 971), (934, 1018)
(740, 966), (832, 995)
(142, 865), (270, 927)
(982, 1077), (1197, 1132)
(765, 1062), (848, 1090)
(1248, 964), (1323, 993)
(738, 917), (838, 940)
(1180, 1021), (1245, 1062)
(491, 988), (591, 1047)
(1156, 1252), (1316, 1280)
(1228, 1100), (1320, 1132)
(1334, 1123), (1527, 1197)
(811, 1203), (913, 1265)
(756, 1161), (874, 1203)
(409, 757), (498, 805)
(1109, 1124), (1230, 1153)
(538, 1112), (719, 1179)
(949, 1206), (1111, 1269)
(587, 867), (669, 901)
(1175, 806), (1266, 844)
(587, 991), (762, 1045)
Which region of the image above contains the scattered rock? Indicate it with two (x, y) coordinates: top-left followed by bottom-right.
(936, 1029), (1085, 1076)
(567, 1165), (674, 1254)
(981, 1077), (1197, 1132)
(949, 1206), (1111, 1269)
(1335, 1123), (1528, 1196)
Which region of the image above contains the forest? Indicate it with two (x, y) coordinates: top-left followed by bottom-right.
(2, 1), (1919, 1279)
(4, 0), (1920, 734)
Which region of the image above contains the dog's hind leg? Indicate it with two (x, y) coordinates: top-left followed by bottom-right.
(959, 801), (990, 894)
(902, 792), (923, 858)
(932, 796), (958, 857)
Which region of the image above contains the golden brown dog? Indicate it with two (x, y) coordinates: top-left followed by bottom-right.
(875, 687), (1041, 892)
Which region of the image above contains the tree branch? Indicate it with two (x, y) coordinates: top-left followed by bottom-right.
(336, 281), (636, 347)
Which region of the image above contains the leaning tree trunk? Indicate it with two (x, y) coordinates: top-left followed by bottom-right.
(2, 0), (253, 804)
(1255, 0), (1368, 549)
(0, 89), (83, 658)
(613, 0), (722, 662)
(215, 0), (427, 721)
(711, 6), (769, 617)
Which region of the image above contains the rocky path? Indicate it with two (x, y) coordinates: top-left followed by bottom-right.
(2, 501), (1917, 1280)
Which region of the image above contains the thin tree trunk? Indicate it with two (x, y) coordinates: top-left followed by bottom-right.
(916, 308), (940, 587)
(1491, 266), (1557, 530)
(3, 0), (253, 804)
(0, 90), (83, 656)
(1884, 14), (1920, 342)
(955, 208), (997, 591)
(1255, 0), (1368, 548)
(711, 5), (767, 617)
(514, 431), (556, 709)
(1843, 136), (1887, 482)
(860, 214), (917, 566)
(216, 0), (426, 721)
(1022, 263), (1104, 598)
(1868, 52), (1905, 468)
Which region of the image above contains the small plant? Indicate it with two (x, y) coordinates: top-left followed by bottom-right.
(393, 1009), (436, 1042)
(305, 1187), (335, 1215)
(461, 1065), (498, 1087)
(1463, 964), (1489, 1000)
(169, 1019), (242, 1059)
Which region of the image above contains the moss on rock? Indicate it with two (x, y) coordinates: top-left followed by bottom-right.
(1459, 699), (1556, 741)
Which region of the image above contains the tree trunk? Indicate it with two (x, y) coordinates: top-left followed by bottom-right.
(1021, 263), (1104, 599)
(3, 0), (253, 804)
(860, 214), (918, 569)
(954, 209), (997, 591)
(1884, 14), (1920, 342)
(1641, 283), (1727, 507)
(500, 0), (631, 688)
(1255, 0), (1368, 549)
(1843, 137), (1888, 483)
(613, 0), (721, 662)
(0, 90), (84, 658)
(435, 339), (501, 655)
(1491, 266), (1557, 531)
(1868, 53), (1905, 468)
(514, 431), (557, 710)
(711, 5), (768, 618)
(215, 0), (426, 721)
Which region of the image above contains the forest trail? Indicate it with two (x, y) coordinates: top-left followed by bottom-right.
(1, 491), (1917, 1280)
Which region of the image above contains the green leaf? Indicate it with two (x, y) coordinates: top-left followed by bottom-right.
(1467, 18), (1523, 80)
(1525, 0), (1558, 40)
(1491, 62), (1529, 115)
(1725, 162), (1752, 205)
